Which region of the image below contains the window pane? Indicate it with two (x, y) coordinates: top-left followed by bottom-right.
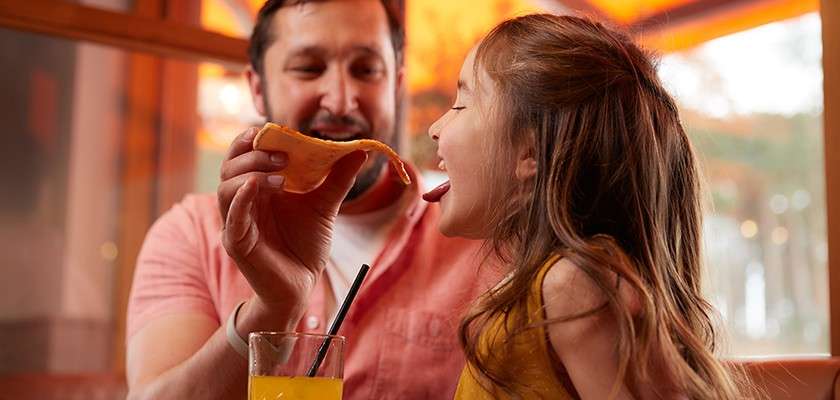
(0, 25), (215, 397)
(199, 0), (258, 39)
(0, 27), (123, 375)
(195, 63), (259, 193)
(659, 13), (827, 356)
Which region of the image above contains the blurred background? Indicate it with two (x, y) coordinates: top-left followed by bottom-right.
(0, 0), (835, 397)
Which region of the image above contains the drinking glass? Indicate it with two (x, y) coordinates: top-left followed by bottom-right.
(248, 332), (344, 400)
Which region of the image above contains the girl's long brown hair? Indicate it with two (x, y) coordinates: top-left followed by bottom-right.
(459, 14), (752, 399)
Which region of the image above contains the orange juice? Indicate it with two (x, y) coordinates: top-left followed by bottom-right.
(249, 375), (343, 400)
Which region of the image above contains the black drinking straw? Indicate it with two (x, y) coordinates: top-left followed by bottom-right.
(305, 263), (370, 377)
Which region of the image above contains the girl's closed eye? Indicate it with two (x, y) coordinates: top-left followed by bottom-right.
(451, 106), (466, 111)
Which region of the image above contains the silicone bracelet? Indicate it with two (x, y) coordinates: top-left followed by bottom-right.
(226, 300), (249, 359)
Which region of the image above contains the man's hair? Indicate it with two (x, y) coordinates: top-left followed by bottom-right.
(248, 0), (405, 75)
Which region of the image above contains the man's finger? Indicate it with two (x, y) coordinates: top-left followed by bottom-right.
(220, 150), (288, 181)
(222, 176), (258, 261)
(224, 127), (260, 162)
(217, 171), (284, 222)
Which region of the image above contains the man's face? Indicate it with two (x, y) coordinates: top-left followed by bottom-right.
(248, 0), (400, 199)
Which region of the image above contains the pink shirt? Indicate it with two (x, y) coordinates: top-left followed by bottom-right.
(126, 170), (496, 399)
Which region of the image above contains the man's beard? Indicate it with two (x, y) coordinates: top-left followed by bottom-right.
(264, 107), (391, 202)
(345, 154), (386, 201)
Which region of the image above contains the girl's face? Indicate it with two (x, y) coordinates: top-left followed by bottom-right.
(424, 49), (505, 239)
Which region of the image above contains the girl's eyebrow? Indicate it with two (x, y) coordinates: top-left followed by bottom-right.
(457, 79), (471, 94)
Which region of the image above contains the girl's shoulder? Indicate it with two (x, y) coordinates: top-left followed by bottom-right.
(541, 257), (604, 320)
(541, 255), (641, 324)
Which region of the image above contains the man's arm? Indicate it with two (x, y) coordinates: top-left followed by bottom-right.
(126, 313), (223, 398)
(126, 298), (296, 399)
(122, 194), (298, 400)
(125, 127), (366, 399)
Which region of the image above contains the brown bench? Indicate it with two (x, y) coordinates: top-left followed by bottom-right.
(0, 358), (839, 399)
(739, 357), (840, 399)
(0, 373), (127, 399)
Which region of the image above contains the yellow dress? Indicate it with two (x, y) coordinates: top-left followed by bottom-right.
(454, 254), (573, 399)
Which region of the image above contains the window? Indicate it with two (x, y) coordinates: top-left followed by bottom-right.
(0, 23), (236, 396)
(659, 13), (827, 355)
(0, 28), (125, 374)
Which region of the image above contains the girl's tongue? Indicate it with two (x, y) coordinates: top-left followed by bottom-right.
(422, 181), (450, 202)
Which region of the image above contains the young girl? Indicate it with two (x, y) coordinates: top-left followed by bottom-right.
(423, 14), (750, 399)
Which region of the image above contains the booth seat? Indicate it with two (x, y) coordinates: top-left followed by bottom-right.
(0, 357), (839, 399)
(738, 356), (840, 399)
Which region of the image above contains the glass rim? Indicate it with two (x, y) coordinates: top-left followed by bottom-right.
(248, 331), (345, 341)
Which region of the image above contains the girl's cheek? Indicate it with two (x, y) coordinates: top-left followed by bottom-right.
(437, 135), (455, 160)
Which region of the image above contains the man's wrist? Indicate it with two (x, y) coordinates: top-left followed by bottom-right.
(235, 297), (301, 338)
(226, 300), (249, 358)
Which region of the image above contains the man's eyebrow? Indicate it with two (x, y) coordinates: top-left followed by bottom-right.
(287, 45), (327, 58)
(287, 45), (386, 59)
(350, 45), (385, 57)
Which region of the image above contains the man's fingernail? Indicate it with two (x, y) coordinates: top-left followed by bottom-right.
(267, 175), (284, 187)
(270, 153), (287, 164)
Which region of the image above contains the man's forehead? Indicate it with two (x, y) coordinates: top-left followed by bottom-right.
(270, 1), (392, 55)
(286, 44), (387, 59)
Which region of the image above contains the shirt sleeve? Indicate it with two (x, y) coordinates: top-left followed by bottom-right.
(125, 195), (219, 342)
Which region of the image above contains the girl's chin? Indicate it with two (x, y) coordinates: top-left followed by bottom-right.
(438, 225), (459, 238)
(437, 213), (487, 240)
(438, 209), (465, 238)
(436, 209), (457, 237)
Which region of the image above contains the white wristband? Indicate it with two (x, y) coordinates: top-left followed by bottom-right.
(226, 300), (249, 359)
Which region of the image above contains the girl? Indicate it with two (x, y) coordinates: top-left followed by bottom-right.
(423, 14), (750, 399)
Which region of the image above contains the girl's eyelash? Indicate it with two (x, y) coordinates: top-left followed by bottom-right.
(451, 106), (466, 110)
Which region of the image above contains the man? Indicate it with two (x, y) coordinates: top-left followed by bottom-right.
(125, 1), (491, 399)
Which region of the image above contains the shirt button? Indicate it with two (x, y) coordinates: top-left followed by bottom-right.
(306, 315), (320, 330)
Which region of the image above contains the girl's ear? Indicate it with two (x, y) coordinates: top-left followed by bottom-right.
(515, 157), (538, 181)
(514, 133), (537, 181)
(514, 137), (537, 180)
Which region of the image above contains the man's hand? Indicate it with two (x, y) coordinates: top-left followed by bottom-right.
(217, 127), (367, 326)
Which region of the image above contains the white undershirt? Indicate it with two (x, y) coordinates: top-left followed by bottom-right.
(324, 200), (402, 323)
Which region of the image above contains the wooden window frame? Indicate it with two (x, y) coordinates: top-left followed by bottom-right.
(821, 0), (840, 356)
(0, 0), (247, 65)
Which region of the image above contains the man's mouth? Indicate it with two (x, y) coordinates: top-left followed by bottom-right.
(309, 130), (364, 141)
(307, 120), (367, 141)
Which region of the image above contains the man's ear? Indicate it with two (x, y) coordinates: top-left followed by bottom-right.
(397, 65), (404, 90)
(245, 65), (267, 117)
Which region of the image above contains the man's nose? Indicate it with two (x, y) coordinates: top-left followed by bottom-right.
(319, 67), (358, 116)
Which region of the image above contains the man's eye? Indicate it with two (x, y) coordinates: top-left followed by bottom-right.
(291, 65), (324, 75)
(353, 65), (384, 79)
